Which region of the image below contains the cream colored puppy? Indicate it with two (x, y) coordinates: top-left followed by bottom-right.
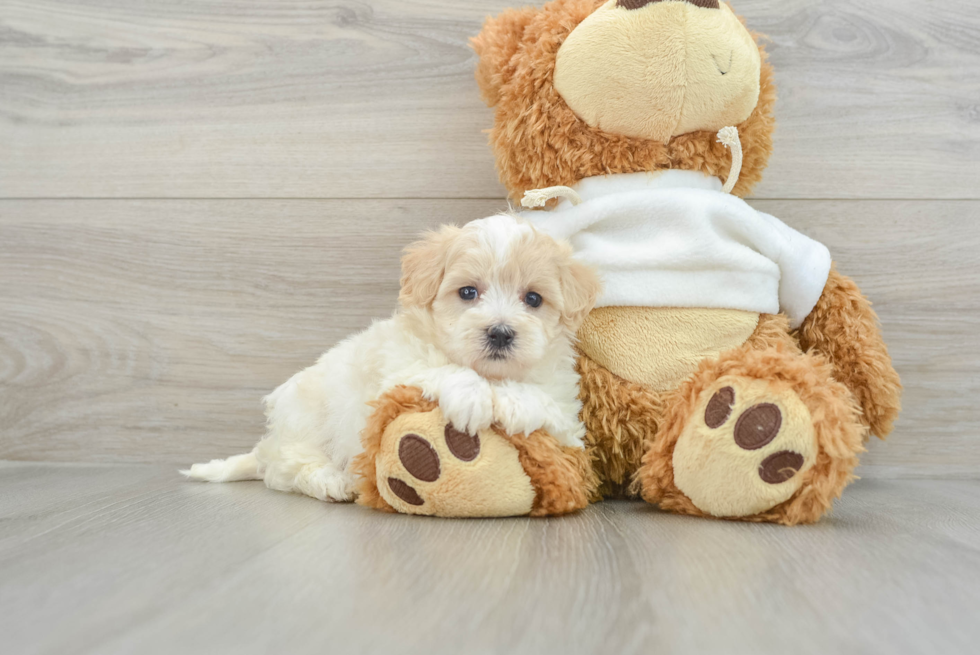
(183, 214), (601, 502)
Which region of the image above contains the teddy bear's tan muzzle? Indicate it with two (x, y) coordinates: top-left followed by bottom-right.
(554, 0), (760, 142)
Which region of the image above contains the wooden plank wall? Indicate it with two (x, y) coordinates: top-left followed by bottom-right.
(1, 1), (979, 475)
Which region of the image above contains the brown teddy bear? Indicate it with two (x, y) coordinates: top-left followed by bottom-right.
(355, 0), (902, 525)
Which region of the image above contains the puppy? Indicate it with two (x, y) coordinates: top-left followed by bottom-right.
(182, 214), (601, 502)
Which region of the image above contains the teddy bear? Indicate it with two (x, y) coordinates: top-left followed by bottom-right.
(354, 0), (902, 525)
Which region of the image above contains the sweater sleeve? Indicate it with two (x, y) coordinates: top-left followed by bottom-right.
(756, 212), (832, 329)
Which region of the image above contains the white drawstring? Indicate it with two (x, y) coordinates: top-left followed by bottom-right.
(717, 126), (743, 194)
(520, 185), (582, 209)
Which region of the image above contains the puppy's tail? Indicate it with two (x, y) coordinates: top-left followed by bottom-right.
(180, 450), (261, 482)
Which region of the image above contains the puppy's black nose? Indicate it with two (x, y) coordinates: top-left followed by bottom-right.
(617, 0), (719, 10)
(486, 325), (515, 350)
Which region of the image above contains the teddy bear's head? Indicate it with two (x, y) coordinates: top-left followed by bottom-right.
(472, 0), (776, 200)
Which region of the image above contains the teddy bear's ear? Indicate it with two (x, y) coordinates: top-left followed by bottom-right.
(470, 7), (538, 107)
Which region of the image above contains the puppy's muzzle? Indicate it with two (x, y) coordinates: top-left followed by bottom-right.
(485, 324), (516, 359)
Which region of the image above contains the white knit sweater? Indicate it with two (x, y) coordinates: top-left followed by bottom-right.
(522, 170), (831, 329)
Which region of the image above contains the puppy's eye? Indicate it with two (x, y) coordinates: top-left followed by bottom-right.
(524, 291), (543, 308)
(459, 286), (479, 301)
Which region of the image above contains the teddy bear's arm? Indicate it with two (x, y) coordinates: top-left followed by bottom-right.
(795, 264), (902, 439)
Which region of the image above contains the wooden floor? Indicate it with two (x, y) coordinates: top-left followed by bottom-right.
(1, 462), (978, 655)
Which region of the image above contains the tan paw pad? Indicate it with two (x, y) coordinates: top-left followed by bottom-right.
(672, 379), (817, 518)
(375, 410), (535, 517)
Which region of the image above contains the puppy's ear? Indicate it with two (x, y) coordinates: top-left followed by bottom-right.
(399, 225), (462, 309)
(470, 7), (538, 107)
(558, 247), (602, 332)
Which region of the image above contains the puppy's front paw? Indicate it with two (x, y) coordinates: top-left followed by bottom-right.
(494, 383), (586, 447)
(438, 373), (494, 435)
(492, 384), (547, 436)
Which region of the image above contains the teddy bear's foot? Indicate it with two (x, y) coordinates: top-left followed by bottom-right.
(637, 343), (866, 525)
(375, 409), (535, 516)
(352, 386), (595, 517)
(670, 377), (818, 517)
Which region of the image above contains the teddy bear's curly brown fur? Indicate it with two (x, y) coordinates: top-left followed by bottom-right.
(471, 0), (902, 524)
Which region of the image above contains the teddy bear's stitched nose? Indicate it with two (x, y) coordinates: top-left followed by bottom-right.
(617, 0), (720, 10)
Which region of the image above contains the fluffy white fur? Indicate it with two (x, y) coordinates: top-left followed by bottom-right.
(182, 214), (601, 502)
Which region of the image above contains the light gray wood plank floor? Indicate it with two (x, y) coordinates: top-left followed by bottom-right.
(1, 462), (977, 655)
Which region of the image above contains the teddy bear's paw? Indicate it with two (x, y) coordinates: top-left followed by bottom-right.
(670, 378), (818, 518)
(374, 408), (537, 517)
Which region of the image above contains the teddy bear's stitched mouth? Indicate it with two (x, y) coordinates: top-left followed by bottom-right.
(712, 51), (733, 75)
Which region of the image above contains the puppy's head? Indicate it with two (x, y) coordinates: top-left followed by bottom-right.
(400, 214), (601, 381)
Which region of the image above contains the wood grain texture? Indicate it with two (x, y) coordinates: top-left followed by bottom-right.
(1, 198), (977, 474)
(0, 198), (502, 463)
(0, 462), (978, 655)
(1, 0), (979, 199)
